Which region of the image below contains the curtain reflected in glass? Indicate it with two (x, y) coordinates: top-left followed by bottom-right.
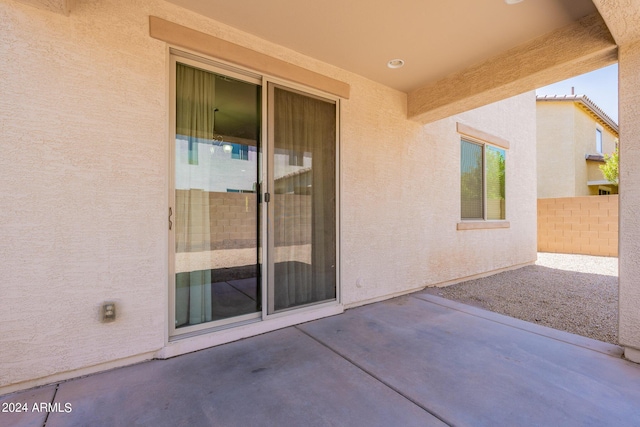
(174, 63), (261, 329)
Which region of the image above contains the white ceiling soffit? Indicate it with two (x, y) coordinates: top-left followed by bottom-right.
(164, 0), (598, 93)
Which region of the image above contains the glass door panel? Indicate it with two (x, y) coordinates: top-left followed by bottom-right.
(269, 85), (337, 313)
(174, 61), (261, 330)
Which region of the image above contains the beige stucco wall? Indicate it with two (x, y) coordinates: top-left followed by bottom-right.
(0, 0), (537, 392)
(587, 161), (606, 182)
(537, 103), (576, 198)
(537, 101), (618, 198)
(586, 161), (618, 195)
(342, 93), (537, 304)
(619, 41), (640, 362)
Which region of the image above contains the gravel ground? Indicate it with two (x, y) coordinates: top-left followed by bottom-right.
(423, 253), (619, 344)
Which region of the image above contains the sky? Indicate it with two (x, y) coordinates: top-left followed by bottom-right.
(535, 63), (618, 123)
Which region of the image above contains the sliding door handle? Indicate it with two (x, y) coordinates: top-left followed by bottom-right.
(168, 207), (173, 230)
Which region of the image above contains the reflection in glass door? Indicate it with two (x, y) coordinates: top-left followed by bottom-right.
(268, 85), (337, 313)
(173, 60), (261, 331)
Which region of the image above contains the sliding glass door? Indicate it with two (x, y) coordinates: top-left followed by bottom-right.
(170, 55), (337, 335)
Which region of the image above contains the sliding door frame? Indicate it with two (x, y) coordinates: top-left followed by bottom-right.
(168, 49), (341, 339)
(265, 81), (341, 316)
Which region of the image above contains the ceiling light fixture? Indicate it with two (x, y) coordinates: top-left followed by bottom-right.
(504, 0), (524, 4)
(387, 59), (405, 69)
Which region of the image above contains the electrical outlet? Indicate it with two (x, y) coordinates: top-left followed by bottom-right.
(102, 302), (116, 322)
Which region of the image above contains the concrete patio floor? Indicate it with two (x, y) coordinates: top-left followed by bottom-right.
(3, 293), (640, 427)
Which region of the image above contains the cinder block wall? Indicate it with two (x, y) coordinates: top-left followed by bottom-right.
(175, 190), (258, 252)
(538, 195), (618, 256)
(175, 190), (312, 252)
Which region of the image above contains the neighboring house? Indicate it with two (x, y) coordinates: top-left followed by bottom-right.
(3, 0), (640, 395)
(537, 94), (619, 198)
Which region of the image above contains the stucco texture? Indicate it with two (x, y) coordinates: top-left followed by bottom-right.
(0, 0), (537, 390)
(619, 41), (640, 355)
(537, 103), (577, 198)
(0, 0), (171, 390)
(341, 92), (537, 306)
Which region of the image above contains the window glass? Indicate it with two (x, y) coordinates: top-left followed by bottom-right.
(174, 62), (261, 329)
(461, 140), (483, 219)
(596, 129), (603, 154)
(461, 139), (506, 220)
(486, 146), (506, 220)
(271, 86), (336, 312)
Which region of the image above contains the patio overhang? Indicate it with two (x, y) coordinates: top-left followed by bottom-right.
(407, 13), (617, 124)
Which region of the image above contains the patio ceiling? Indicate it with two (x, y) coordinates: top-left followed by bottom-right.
(164, 0), (597, 93)
(18, 0), (638, 125)
(18, 0), (625, 123)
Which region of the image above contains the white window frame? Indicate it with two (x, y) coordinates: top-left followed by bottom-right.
(596, 127), (603, 154)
